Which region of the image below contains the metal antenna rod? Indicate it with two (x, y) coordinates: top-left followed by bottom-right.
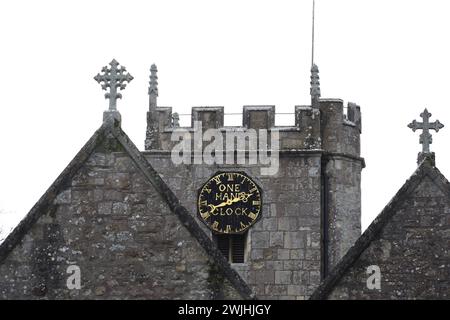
(312, 0), (316, 67)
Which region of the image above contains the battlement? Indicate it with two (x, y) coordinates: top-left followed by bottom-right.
(144, 63), (361, 158)
(148, 101), (361, 131)
(145, 101), (361, 157)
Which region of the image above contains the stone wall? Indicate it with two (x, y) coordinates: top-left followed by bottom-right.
(0, 148), (241, 299)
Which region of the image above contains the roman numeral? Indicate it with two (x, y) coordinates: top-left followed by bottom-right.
(204, 187), (212, 194)
(213, 176), (222, 184)
(226, 173), (234, 181)
(248, 212), (257, 220)
(240, 222), (248, 230)
(249, 187), (257, 193)
(201, 211), (210, 220)
(200, 200), (208, 207)
(252, 200), (261, 206)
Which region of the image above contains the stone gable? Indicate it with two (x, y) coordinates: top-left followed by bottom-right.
(311, 159), (450, 299)
(0, 123), (250, 299)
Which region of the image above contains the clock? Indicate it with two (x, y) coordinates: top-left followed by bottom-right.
(197, 171), (262, 234)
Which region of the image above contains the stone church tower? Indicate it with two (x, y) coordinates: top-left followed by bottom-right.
(0, 59), (364, 299)
(140, 62), (364, 298)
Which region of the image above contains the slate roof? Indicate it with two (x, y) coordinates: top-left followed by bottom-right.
(310, 155), (450, 300)
(0, 115), (255, 300)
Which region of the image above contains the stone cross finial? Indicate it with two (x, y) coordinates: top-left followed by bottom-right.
(149, 64), (158, 97)
(310, 64), (321, 108)
(408, 108), (444, 153)
(94, 59), (134, 111)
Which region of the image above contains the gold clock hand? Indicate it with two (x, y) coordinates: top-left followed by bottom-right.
(238, 192), (253, 202)
(209, 192), (254, 213)
(209, 198), (234, 213)
(230, 196), (242, 203)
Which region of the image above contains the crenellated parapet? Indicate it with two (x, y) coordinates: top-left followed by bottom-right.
(145, 102), (361, 159)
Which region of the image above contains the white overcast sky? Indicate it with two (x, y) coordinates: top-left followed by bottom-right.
(1, 0), (450, 235)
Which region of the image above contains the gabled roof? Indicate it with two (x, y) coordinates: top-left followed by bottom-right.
(310, 156), (450, 300)
(0, 116), (255, 300)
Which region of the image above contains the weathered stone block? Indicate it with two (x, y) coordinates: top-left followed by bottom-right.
(263, 218), (278, 231)
(269, 232), (284, 247)
(264, 284), (287, 295)
(292, 270), (309, 285)
(287, 285), (305, 296)
(252, 232), (269, 248)
(114, 156), (135, 172)
(302, 260), (320, 271)
(254, 270), (274, 284)
(263, 248), (276, 260)
(283, 260), (302, 271)
(277, 249), (290, 260)
(265, 261), (283, 271)
(309, 271), (320, 284)
(106, 173), (131, 189)
(250, 249), (264, 261)
(290, 249), (305, 260)
(92, 190), (104, 202)
(104, 190), (124, 201)
(284, 231), (306, 249)
(305, 249), (320, 260)
(112, 203), (130, 216)
(122, 193), (143, 206)
(278, 217), (298, 231)
(275, 271), (292, 285)
(86, 153), (107, 166)
(54, 190), (71, 205)
(98, 202), (112, 215)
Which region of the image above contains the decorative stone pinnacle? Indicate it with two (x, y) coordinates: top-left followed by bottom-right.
(149, 64), (158, 96)
(172, 112), (180, 128)
(94, 59), (134, 111)
(408, 108), (444, 154)
(310, 64), (321, 107)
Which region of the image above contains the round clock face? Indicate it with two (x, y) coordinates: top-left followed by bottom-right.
(197, 172), (262, 234)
